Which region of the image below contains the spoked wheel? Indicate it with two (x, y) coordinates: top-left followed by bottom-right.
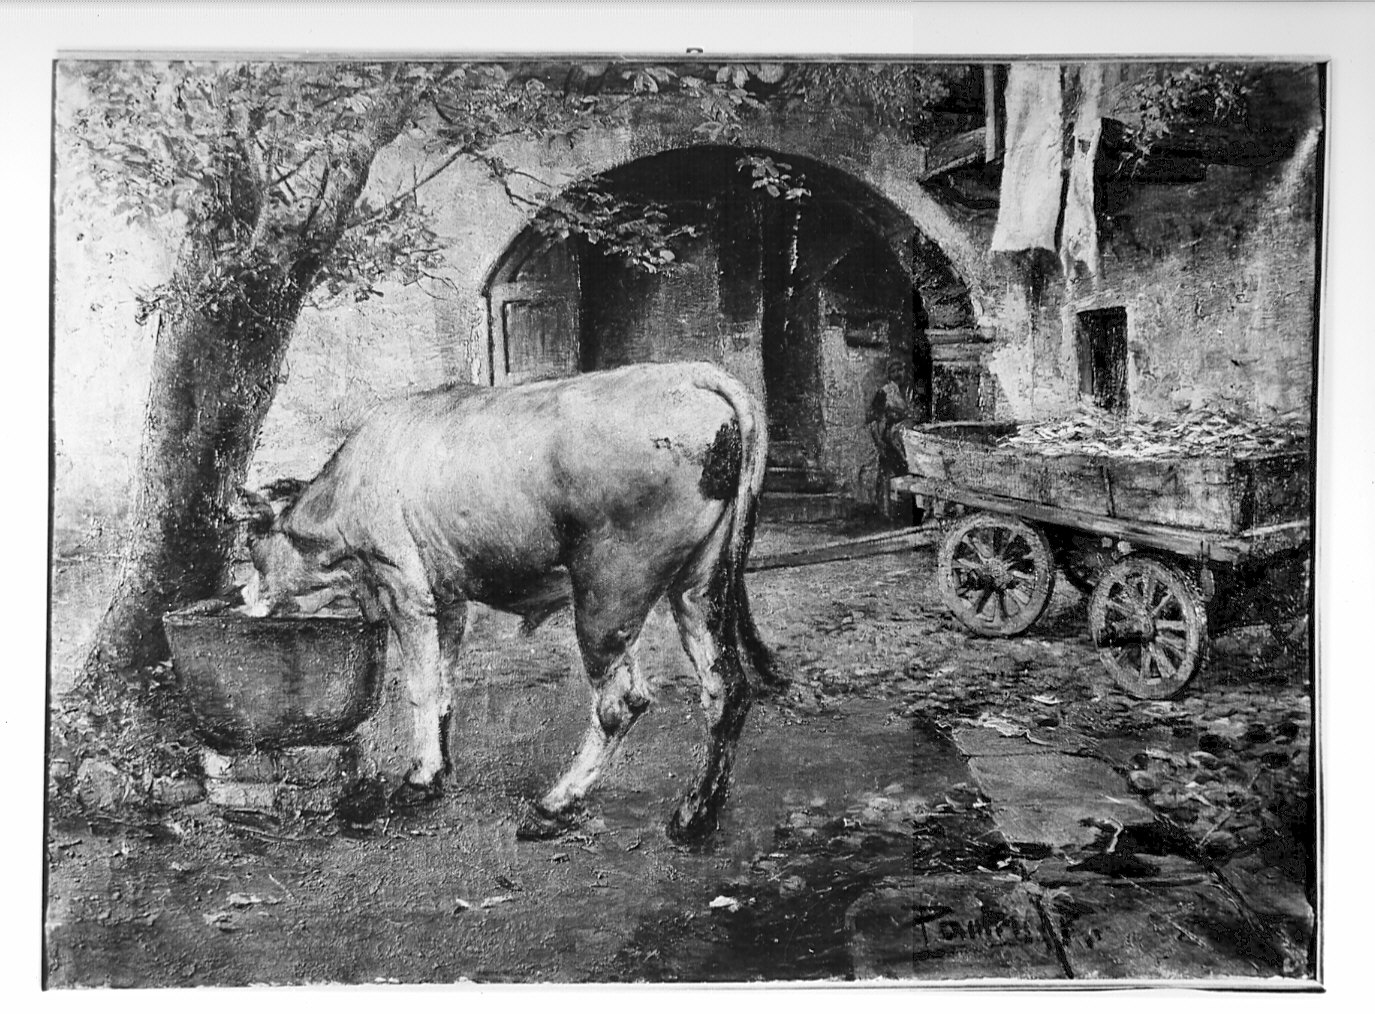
(1088, 556), (1208, 699)
(937, 512), (1056, 637)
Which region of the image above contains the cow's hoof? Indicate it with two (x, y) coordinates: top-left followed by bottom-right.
(390, 775), (444, 810)
(666, 805), (718, 846)
(516, 803), (581, 841)
(752, 678), (790, 702)
(336, 776), (389, 827)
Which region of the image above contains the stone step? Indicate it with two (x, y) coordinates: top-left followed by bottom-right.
(763, 466), (835, 494)
(765, 440), (813, 469)
(759, 491), (854, 523)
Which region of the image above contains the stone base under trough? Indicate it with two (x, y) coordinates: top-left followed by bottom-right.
(202, 742), (360, 816)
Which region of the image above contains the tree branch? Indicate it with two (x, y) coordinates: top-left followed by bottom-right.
(362, 145), (470, 222)
(468, 151), (548, 210)
(289, 78), (416, 285)
(348, 130), (551, 230)
(265, 145), (322, 192)
(298, 162), (332, 244)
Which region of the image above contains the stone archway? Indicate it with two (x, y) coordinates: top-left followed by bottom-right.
(483, 146), (978, 508)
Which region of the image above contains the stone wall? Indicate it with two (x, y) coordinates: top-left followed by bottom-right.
(52, 66), (1323, 538)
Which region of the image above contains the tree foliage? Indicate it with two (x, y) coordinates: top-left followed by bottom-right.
(774, 62), (959, 135)
(1123, 62), (1257, 157)
(64, 61), (587, 319)
(62, 59), (977, 312)
(65, 57), (1268, 330)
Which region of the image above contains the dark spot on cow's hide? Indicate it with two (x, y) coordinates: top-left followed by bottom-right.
(699, 420), (742, 501)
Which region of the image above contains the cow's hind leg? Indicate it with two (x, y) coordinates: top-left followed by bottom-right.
(666, 574), (752, 843)
(521, 587), (655, 839)
(434, 598), (467, 780)
(529, 630), (651, 832)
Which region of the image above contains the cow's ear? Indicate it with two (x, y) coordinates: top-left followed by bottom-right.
(261, 477), (309, 506)
(230, 487), (277, 535)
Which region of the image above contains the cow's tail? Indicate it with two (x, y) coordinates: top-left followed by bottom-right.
(695, 366), (784, 691)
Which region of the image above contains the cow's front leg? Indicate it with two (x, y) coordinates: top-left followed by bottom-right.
(382, 580), (449, 804)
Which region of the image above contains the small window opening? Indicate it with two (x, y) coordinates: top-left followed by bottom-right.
(1076, 307), (1128, 414)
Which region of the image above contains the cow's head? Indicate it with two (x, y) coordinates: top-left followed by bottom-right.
(233, 483), (361, 617)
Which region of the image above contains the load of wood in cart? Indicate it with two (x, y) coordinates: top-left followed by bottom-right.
(994, 406), (1308, 460)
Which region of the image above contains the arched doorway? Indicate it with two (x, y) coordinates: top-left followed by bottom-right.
(482, 147), (977, 508)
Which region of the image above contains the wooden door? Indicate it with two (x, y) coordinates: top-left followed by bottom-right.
(487, 241), (580, 386)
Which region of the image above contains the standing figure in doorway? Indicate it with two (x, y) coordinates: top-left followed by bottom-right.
(867, 357), (923, 521)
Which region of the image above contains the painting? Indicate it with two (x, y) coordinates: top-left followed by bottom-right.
(34, 5), (1361, 993)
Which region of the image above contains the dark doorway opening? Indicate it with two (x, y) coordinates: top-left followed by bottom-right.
(483, 146), (976, 513)
(1077, 306), (1128, 414)
(759, 198), (824, 484)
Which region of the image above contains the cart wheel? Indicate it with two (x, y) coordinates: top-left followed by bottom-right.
(937, 512), (1056, 637)
(1088, 556), (1208, 699)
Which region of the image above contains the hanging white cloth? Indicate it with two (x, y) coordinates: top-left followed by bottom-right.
(1061, 63), (1104, 277)
(991, 63), (1064, 254)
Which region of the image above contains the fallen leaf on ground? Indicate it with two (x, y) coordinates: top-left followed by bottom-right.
(974, 713), (1027, 737)
(708, 895), (741, 912)
(202, 911), (236, 931)
(227, 893), (280, 908)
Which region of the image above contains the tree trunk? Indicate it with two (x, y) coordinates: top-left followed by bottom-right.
(81, 291), (300, 682)
(81, 95), (411, 688)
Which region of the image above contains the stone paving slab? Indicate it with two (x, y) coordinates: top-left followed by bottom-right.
(1031, 863), (1284, 979)
(951, 727), (1060, 757)
(845, 859), (1294, 981)
(1218, 852), (1316, 975)
(967, 753), (1155, 848)
(875, 719), (1307, 981)
(847, 875), (1067, 981)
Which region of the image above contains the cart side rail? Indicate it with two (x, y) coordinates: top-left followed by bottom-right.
(892, 476), (1310, 563)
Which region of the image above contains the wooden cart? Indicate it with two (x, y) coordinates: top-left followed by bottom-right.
(892, 422), (1312, 699)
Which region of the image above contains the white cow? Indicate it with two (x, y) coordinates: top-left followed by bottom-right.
(241, 362), (779, 841)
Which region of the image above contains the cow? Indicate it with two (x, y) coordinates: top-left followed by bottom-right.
(238, 361), (780, 842)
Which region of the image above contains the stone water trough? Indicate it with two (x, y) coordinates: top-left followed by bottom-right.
(163, 599), (387, 751)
